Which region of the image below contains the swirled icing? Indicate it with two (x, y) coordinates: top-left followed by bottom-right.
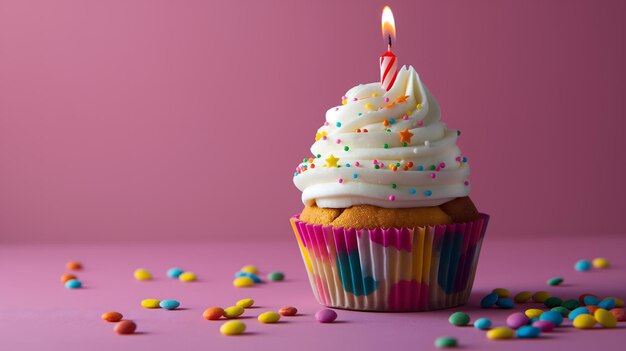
(293, 66), (470, 208)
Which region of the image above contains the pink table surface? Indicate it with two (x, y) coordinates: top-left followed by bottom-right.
(2, 235), (624, 351)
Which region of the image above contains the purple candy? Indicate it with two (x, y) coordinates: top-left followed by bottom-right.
(506, 312), (530, 329)
(532, 320), (556, 332)
(315, 309), (338, 323)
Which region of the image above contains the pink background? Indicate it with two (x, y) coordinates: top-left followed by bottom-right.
(1, 0), (625, 242)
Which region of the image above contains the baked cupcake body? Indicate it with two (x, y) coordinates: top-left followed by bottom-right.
(291, 66), (489, 311)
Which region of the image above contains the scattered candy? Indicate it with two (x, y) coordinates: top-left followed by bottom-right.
(492, 288), (510, 298)
(562, 299), (580, 310)
(598, 298), (616, 310)
(315, 309), (338, 323)
(573, 314), (596, 329)
(586, 305), (599, 314)
(514, 291), (532, 303)
(506, 312), (529, 329)
(233, 277), (254, 287)
(448, 312), (470, 326)
(236, 298), (254, 308)
(592, 258), (609, 268)
(133, 268), (152, 281)
(267, 272), (284, 281)
(258, 311), (281, 323)
(224, 306), (245, 319)
(66, 261), (82, 270)
(141, 299), (160, 309)
(220, 320), (246, 335)
(159, 299), (180, 310)
(568, 307), (590, 321)
(434, 336), (458, 348)
(474, 318), (492, 330)
(575, 259), (592, 271)
(101, 311), (123, 322)
(279, 306), (298, 316)
(60, 274), (77, 283)
(532, 320), (555, 332)
(114, 320), (136, 335)
(551, 306), (571, 317)
(606, 297), (624, 308)
(495, 298), (514, 309)
(203, 307), (224, 320)
(235, 271), (262, 283)
(610, 308), (625, 321)
(65, 279), (82, 289)
(579, 293), (598, 305)
(166, 268), (184, 278)
(525, 309), (544, 319)
(480, 292), (498, 308)
(594, 308), (617, 328)
(539, 311), (563, 326)
(532, 291), (551, 303)
(179, 272), (197, 282)
(240, 265), (258, 274)
(583, 295), (600, 306)
(547, 277), (564, 286)
(516, 325), (541, 338)
(544, 297), (563, 308)
(486, 327), (514, 340)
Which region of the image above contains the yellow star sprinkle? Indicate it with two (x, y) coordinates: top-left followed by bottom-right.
(325, 154), (340, 168)
(315, 131), (327, 141)
(399, 128), (414, 143)
(395, 95), (410, 103)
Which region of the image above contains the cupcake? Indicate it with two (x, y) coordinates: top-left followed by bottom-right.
(291, 66), (489, 311)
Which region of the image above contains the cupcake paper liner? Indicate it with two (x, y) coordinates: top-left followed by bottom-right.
(290, 213), (489, 311)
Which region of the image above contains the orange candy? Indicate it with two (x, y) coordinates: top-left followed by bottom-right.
(66, 261), (82, 270)
(101, 312), (123, 322)
(279, 306), (298, 316)
(203, 307), (224, 321)
(610, 308), (625, 321)
(586, 305), (599, 314)
(114, 320), (136, 335)
(60, 274), (77, 283)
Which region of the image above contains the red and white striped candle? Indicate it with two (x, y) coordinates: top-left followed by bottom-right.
(380, 6), (397, 91)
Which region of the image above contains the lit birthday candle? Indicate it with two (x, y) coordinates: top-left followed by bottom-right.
(380, 6), (397, 91)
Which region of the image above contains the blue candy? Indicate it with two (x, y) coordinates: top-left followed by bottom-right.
(235, 271), (262, 283)
(529, 317), (540, 323)
(539, 310), (563, 326)
(495, 298), (514, 309)
(516, 325), (541, 338)
(159, 299), (180, 310)
(167, 268), (184, 278)
(480, 292), (499, 308)
(575, 259), (592, 271)
(474, 318), (492, 330)
(568, 307), (590, 321)
(583, 295), (600, 306)
(65, 279), (82, 289)
(598, 298), (616, 310)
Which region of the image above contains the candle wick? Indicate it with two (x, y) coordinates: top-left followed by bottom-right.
(387, 34), (392, 52)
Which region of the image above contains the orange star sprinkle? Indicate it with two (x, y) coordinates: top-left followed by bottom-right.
(399, 128), (414, 143)
(395, 95), (410, 103)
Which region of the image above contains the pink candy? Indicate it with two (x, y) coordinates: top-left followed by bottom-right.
(506, 312), (529, 329)
(315, 309), (338, 323)
(532, 320), (555, 332)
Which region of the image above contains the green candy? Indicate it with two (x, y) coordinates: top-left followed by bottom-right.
(267, 272), (284, 282)
(547, 277), (564, 286)
(562, 299), (580, 310)
(551, 306), (571, 317)
(544, 297), (564, 308)
(435, 336), (458, 348)
(448, 312), (470, 326)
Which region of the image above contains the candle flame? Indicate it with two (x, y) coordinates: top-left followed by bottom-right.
(381, 6), (396, 51)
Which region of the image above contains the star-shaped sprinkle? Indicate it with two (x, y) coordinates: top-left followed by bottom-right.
(395, 95), (410, 103)
(399, 128), (414, 143)
(325, 154), (340, 168)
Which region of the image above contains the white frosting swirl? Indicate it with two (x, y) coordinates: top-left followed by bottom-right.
(293, 66), (470, 208)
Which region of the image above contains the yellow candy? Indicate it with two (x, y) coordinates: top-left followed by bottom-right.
(240, 265), (258, 274)
(141, 299), (160, 309)
(365, 103), (372, 109)
(371, 93), (378, 97)
(492, 288), (510, 298)
(573, 314), (596, 329)
(233, 277), (254, 287)
(594, 308), (617, 328)
(223, 306), (245, 319)
(220, 321), (246, 335)
(592, 258), (610, 268)
(179, 272), (197, 282)
(604, 297), (624, 308)
(532, 291), (551, 303)
(134, 268), (152, 281)
(258, 311), (281, 324)
(514, 291), (532, 303)
(525, 308), (544, 319)
(236, 298), (254, 308)
(486, 327), (514, 340)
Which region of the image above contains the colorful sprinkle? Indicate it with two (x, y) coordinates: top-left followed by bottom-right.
(389, 195), (395, 201)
